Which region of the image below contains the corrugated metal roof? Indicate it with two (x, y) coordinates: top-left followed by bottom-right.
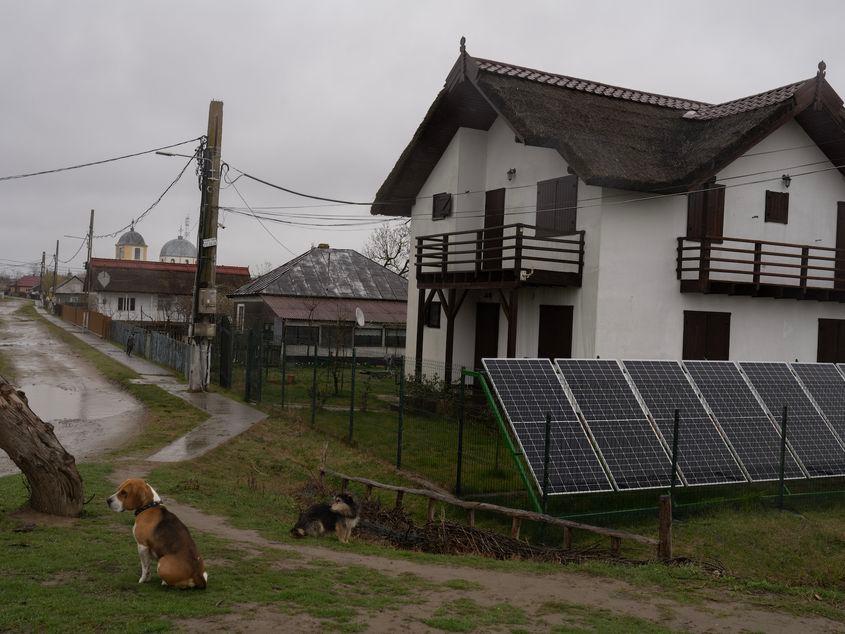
(232, 247), (408, 301)
(262, 296), (406, 324)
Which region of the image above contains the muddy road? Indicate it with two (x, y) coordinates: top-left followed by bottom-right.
(0, 299), (144, 474)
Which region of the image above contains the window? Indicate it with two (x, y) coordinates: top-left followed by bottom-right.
(424, 301), (441, 328)
(384, 328), (406, 348)
(765, 190), (789, 224)
(117, 297), (136, 312)
(432, 192), (452, 220)
(817, 319), (845, 362)
(284, 325), (319, 345)
(235, 304), (245, 332)
(321, 325), (353, 348)
(134, 247), (141, 260)
(682, 310), (730, 360)
(686, 183), (725, 240)
(354, 327), (383, 347)
(536, 175), (578, 237)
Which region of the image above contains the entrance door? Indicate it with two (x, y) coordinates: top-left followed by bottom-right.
(537, 305), (573, 360)
(836, 203), (845, 290)
(482, 188), (505, 271)
(474, 303), (500, 370)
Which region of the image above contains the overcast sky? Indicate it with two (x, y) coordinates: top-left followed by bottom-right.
(1, 0), (843, 277)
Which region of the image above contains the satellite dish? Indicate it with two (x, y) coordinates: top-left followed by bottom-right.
(355, 307), (365, 328)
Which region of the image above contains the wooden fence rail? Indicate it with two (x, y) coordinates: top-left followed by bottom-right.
(320, 468), (672, 560)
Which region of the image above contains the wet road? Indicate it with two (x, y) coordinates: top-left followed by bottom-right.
(0, 299), (144, 475)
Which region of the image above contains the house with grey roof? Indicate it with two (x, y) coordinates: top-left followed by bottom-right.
(230, 245), (408, 359)
(371, 41), (845, 382)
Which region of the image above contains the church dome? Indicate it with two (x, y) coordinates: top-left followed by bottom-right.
(116, 228), (146, 246)
(160, 235), (197, 259)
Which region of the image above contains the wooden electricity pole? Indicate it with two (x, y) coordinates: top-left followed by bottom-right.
(188, 100), (223, 391)
(84, 209), (94, 310)
(39, 251), (46, 305)
(51, 240), (59, 303)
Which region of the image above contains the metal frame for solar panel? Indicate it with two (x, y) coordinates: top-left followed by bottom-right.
(554, 358), (674, 492)
(739, 362), (845, 478)
(681, 360), (807, 482)
(481, 358), (614, 496)
(791, 362), (845, 445)
(621, 359), (748, 487)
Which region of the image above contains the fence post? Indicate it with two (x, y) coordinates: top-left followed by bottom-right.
(456, 368), (465, 496)
(310, 344), (318, 427)
(542, 412), (551, 515)
(348, 348), (356, 444)
(670, 409), (680, 500)
(778, 405), (788, 509)
(245, 329), (254, 402)
(396, 361), (405, 469)
(280, 340), (286, 406)
(658, 494), (673, 560)
(255, 333), (263, 403)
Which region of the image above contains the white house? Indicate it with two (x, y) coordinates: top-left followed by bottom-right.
(371, 42), (845, 382)
(54, 275), (84, 306)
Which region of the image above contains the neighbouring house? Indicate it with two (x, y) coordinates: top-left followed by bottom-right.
(10, 275), (40, 297)
(89, 258), (250, 323)
(53, 275), (85, 306)
(371, 42), (845, 380)
(230, 245), (408, 359)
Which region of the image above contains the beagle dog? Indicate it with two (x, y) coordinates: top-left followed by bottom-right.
(107, 478), (207, 589)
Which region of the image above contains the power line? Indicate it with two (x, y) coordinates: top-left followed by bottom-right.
(95, 146), (201, 239)
(0, 136), (203, 182)
(227, 179), (296, 256)
(60, 236), (88, 263)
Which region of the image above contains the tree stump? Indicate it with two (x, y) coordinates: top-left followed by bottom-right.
(0, 375), (84, 516)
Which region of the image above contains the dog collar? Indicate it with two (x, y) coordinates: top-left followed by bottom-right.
(134, 501), (161, 516)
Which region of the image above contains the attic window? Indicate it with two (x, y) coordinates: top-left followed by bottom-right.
(765, 190), (789, 224)
(432, 193), (452, 220)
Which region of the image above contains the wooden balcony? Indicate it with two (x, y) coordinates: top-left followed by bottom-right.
(677, 236), (845, 303)
(416, 224), (584, 290)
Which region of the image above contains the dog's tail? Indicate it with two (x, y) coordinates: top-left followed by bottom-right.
(193, 558), (208, 590)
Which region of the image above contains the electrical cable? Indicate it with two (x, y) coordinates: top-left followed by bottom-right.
(59, 236), (88, 263)
(226, 178), (296, 256)
(0, 136), (203, 182)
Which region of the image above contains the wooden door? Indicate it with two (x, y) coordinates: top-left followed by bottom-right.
(836, 203), (845, 290)
(483, 189), (505, 271)
(537, 305), (573, 360)
(474, 303), (500, 370)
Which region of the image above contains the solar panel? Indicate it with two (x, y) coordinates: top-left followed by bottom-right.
(740, 362), (845, 477)
(792, 363), (845, 442)
(554, 359), (672, 490)
(482, 358), (613, 495)
(683, 361), (804, 482)
(623, 360), (746, 485)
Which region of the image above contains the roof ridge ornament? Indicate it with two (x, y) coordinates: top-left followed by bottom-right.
(460, 36), (467, 76)
(814, 60), (827, 110)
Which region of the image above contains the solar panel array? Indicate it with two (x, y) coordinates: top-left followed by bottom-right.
(792, 363), (845, 441)
(555, 359), (672, 490)
(676, 361), (804, 481)
(741, 362), (845, 477)
(623, 360), (745, 486)
(481, 359), (613, 494)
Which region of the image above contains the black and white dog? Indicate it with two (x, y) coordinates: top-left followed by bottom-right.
(291, 493), (359, 543)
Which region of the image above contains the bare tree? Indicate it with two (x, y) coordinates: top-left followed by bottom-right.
(363, 222), (410, 278)
(250, 260), (275, 278)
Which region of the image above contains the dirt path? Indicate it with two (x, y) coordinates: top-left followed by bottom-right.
(108, 464), (842, 633)
(0, 300), (144, 475)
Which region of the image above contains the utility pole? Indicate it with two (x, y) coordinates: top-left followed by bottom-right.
(84, 209), (94, 312)
(39, 251), (46, 306)
(51, 240), (59, 306)
(188, 100), (223, 391)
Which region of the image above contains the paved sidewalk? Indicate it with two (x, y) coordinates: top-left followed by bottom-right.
(37, 308), (266, 462)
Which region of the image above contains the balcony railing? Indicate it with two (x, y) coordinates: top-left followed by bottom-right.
(677, 235), (845, 302)
(416, 223), (585, 289)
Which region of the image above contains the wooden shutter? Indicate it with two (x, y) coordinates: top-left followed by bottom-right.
(836, 203), (845, 290)
(537, 305), (573, 360)
(686, 191), (707, 239)
(536, 179), (557, 237)
(556, 175), (578, 234)
(705, 311), (730, 360)
(432, 193), (452, 220)
(706, 184), (725, 239)
(818, 318), (839, 362)
(682, 311), (707, 360)
(765, 191), (789, 224)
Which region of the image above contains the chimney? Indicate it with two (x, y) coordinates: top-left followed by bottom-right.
(317, 243), (330, 249)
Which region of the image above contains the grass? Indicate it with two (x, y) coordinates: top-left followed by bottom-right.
(539, 601), (675, 634)
(422, 598), (528, 632)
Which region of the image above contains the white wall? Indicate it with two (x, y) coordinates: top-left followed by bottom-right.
(593, 121), (845, 361)
(96, 292), (191, 322)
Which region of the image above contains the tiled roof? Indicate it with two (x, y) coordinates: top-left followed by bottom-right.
(89, 258), (250, 295)
(475, 58), (709, 111)
(14, 275), (41, 287)
(683, 80), (807, 120)
(89, 258), (248, 276)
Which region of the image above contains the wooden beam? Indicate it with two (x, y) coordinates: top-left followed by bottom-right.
(445, 288), (457, 385)
(563, 526), (572, 550)
(506, 288), (519, 358)
(467, 509), (475, 528)
(658, 495), (673, 560)
(427, 498), (436, 522)
(511, 517), (521, 539)
(415, 289), (425, 377)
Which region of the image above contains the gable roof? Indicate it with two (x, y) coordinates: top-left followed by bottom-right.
(55, 275), (84, 293)
(14, 275), (41, 288)
(372, 49), (845, 216)
(231, 247), (408, 301)
(89, 258), (250, 295)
